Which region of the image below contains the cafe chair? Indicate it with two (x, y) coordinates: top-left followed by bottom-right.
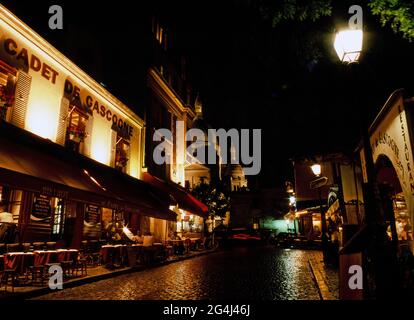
(60, 261), (73, 279)
(22, 243), (32, 252)
(90, 252), (101, 267)
(6, 243), (20, 253)
(72, 258), (87, 277)
(0, 267), (19, 293)
(165, 244), (174, 259)
(29, 265), (45, 287)
(184, 238), (191, 254)
(46, 242), (57, 250)
(33, 242), (46, 251)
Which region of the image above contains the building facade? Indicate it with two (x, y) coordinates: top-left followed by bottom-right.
(0, 4), (175, 247)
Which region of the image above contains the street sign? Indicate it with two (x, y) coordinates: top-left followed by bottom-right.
(310, 176), (328, 189)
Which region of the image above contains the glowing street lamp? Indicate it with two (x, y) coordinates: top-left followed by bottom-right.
(289, 195), (296, 206)
(310, 162), (328, 262)
(334, 29), (363, 63)
(310, 164), (321, 177)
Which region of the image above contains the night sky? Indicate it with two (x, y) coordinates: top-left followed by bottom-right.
(2, 0), (414, 189)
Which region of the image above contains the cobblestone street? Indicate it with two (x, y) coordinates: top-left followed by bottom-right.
(33, 246), (325, 300)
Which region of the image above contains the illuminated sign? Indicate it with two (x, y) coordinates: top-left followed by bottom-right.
(369, 92), (414, 233)
(64, 79), (133, 140)
(3, 37), (59, 84)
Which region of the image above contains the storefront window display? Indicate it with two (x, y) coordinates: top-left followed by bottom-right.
(52, 200), (65, 236)
(115, 136), (130, 173)
(387, 193), (413, 241)
(65, 107), (88, 153)
(82, 204), (103, 240)
(176, 211), (204, 236)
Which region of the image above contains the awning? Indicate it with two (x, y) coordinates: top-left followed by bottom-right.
(142, 172), (208, 218)
(77, 156), (176, 220)
(0, 121), (176, 221)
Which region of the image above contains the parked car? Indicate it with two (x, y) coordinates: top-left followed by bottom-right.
(275, 232), (295, 248)
(227, 228), (262, 245)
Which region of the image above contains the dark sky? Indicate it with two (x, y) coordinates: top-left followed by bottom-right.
(2, 0), (414, 189)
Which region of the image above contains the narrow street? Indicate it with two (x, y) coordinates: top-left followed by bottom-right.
(33, 246), (322, 300)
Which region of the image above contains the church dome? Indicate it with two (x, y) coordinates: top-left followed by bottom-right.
(225, 164), (246, 180)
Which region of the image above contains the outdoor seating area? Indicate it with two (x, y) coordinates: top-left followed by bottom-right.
(0, 237), (210, 293)
(0, 243), (81, 293)
(101, 236), (206, 269)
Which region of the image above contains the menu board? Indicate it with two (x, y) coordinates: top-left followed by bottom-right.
(83, 204), (101, 239)
(84, 205), (101, 224)
(31, 194), (52, 222)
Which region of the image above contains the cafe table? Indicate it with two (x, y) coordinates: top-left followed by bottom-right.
(189, 238), (202, 250)
(3, 252), (34, 274)
(167, 239), (184, 245)
(56, 249), (79, 263)
(33, 250), (60, 266)
(101, 245), (127, 266)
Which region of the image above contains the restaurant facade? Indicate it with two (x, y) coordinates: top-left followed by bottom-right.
(361, 89), (414, 246)
(0, 4), (178, 249)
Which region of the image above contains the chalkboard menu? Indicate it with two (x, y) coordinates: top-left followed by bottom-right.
(31, 195), (52, 222)
(84, 205), (101, 224)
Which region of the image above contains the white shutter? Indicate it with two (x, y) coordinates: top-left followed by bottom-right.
(83, 115), (94, 157)
(56, 97), (70, 145)
(110, 130), (117, 167)
(11, 71), (31, 129)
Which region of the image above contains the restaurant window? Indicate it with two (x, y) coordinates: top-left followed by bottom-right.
(65, 107), (88, 153)
(52, 199), (65, 236)
(0, 187), (21, 244)
(0, 187), (22, 225)
(115, 136), (130, 173)
(0, 60), (17, 121)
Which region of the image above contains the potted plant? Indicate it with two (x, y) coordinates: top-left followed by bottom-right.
(0, 85), (14, 120)
(68, 127), (87, 143)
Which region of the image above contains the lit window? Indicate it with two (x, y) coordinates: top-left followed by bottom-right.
(115, 136), (130, 173)
(66, 107), (88, 153)
(52, 200), (65, 236)
(0, 60), (16, 121)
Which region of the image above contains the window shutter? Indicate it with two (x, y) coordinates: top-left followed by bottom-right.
(83, 115), (94, 157)
(110, 130), (117, 167)
(56, 97), (70, 145)
(11, 71), (31, 129)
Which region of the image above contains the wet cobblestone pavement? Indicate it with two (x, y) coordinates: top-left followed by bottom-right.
(34, 246), (321, 300)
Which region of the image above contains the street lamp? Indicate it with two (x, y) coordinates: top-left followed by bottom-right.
(289, 195), (296, 206)
(334, 29), (363, 63)
(310, 164), (321, 177)
(310, 163), (328, 262)
(334, 27), (392, 298)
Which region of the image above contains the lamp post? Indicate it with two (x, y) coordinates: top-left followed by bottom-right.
(334, 29), (363, 64)
(310, 163), (328, 262)
(333, 28), (390, 298)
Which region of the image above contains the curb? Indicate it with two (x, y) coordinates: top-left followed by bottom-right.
(308, 257), (337, 301)
(1, 248), (219, 301)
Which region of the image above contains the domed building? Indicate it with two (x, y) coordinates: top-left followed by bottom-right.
(222, 145), (248, 192)
(184, 94), (222, 189)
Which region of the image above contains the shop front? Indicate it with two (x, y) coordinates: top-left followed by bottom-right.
(0, 4), (176, 250)
(142, 172), (208, 241)
(359, 90), (414, 252)
(0, 122), (175, 249)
